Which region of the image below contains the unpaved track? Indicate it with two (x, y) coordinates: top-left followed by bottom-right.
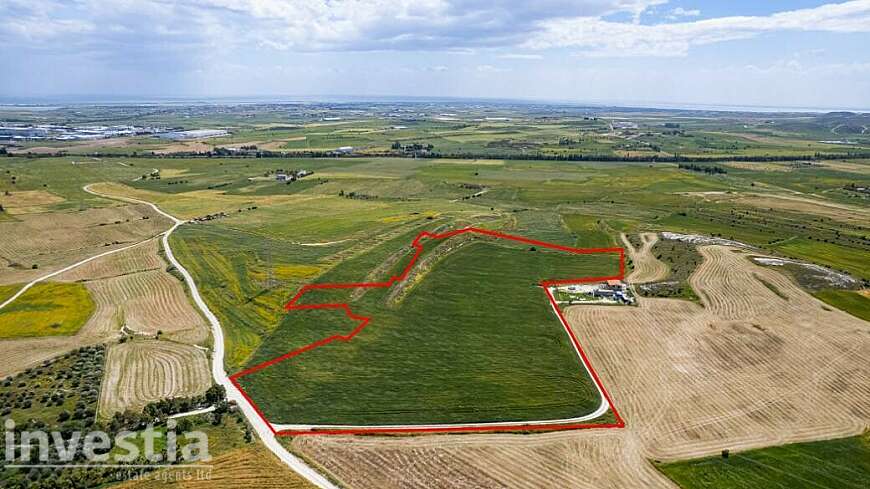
(83, 185), (339, 489)
(622, 233), (669, 284)
(0, 203), (171, 286)
(0, 239), (166, 378)
(293, 245), (869, 489)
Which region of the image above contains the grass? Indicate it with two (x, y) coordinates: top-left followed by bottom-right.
(656, 431), (870, 489)
(237, 237), (619, 425)
(0, 282), (95, 338)
(562, 213), (617, 248)
(635, 238), (702, 302)
(813, 289), (870, 322)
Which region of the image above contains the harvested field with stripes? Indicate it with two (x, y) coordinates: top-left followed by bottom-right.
(292, 245), (870, 488)
(0, 236), (208, 383)
(58, 238), (209, 343)
(0, 203), (171, 285)
(622, 232), (669, 284)
(56, 238), (212, 416)
(98, 339), (211, 416)
(116, 444), (316, 489)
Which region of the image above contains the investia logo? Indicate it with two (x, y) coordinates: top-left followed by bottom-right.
(3, 418), (210, 466)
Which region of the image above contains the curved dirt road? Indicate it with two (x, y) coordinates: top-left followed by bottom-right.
(621, 233), (669, 284)
(83, 185), (339, 489)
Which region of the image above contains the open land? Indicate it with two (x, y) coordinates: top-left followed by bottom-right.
(236, 234), (619, 427)
(0, 101), (868, 489)
(290, 244), (869, 488)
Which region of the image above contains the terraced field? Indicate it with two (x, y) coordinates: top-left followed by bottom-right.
(291, 245), (870, 488)
(98, 339), (211, 416)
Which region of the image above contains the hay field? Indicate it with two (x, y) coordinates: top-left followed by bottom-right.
(0, 237), (208, 384)
(623, 232), (669, 283)
(58, 238), (209, 343)
(292, 245), (869, 488)
(99, 339), (211, 416)
(58, 238), (211, 415)
(0, 203), (171, 285)
(116, 444), (316, 489)
(0, 189), (65, 214)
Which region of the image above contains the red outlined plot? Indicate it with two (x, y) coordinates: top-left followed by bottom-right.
(229, 227), (626, 436)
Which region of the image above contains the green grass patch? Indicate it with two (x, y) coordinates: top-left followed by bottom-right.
(238, 237), (618, 425)
(813, 289), (870, 322)
(656, 431), (870, 489)
(0, 282), (95, 338)
(635, 238), (701, 302)
(562, 213), (616, 248)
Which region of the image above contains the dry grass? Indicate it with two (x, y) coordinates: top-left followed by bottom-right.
(153, 141), (216, 154)
(623, 232), (669, 284)
(733, 193), (870, 224)
(115, 444), (317, 489)
(292, 245), (869, 488)
(0, 237), (207, 380)
(0, 203), (171, 285)
(0, 190), (65, 214)
(0, 336), (98, 378)
(57, 238), (209, 344)
(99, 339), (211, 416)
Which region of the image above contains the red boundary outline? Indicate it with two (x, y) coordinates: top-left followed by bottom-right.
(229, 227), (626, 436)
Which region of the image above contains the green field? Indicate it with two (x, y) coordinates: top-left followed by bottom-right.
(813, 289), (870, 322)
(656, 431), (870, 489)
(236, 236), (618, 425)
(0, 282), (95, 338)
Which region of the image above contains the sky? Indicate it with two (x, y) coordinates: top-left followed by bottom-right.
(2, 0), (870, 110)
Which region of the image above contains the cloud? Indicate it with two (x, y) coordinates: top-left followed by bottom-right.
(0, 0), (668, 52)
(476, 64), (509, 73)
(525, 0), (870, 56)
(667, 7), (701, 20)
(498, 53), (543, 60)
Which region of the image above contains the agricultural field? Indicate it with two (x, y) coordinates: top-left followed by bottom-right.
(117, 444), (317, 489)
(0, 282), (94, 338)
(0, 101), (868, 488)
(98, 339), (211, 417)
(236, 234), (619, 426)
(290, 244), (869, 488)
(656, 431), (870, 489)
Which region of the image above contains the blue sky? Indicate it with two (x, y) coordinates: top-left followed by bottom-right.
(2, 0), (870, 109)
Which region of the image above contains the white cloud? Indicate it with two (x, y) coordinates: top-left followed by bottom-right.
(667, 7), (701, 19)
(476, 64), (509, 73)
(526, 0), (870, 57)
(0, 0), (669, 52)
(498, 53), (543, 60)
